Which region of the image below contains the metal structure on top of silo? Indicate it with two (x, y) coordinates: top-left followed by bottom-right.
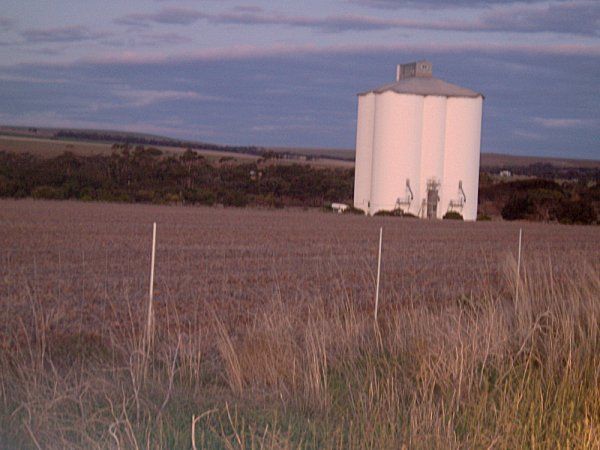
(354, 61), (483, 221)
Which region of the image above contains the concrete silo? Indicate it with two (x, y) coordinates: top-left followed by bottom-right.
(353, 61), (483, 220)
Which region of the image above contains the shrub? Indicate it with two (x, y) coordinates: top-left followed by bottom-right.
(374, 208), (417, 218)
(184, 188), (216, 206)
(501, 194), (535, 221)
(220, 190), (249, 207)
(477, 213), (492, 221)
(343, 206), (365, 215)
(443, 211), (463, 220)
(134, 189), (156, 203)
(550, 199), (596, 225)
(31, 185), (63, 200)
(374, 208), (403, 217)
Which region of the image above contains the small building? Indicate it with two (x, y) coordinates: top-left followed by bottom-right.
(331, 203), (349, 213)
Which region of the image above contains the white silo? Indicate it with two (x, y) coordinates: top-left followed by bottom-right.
(353, 61), (483, 220)
(353, 93), (375, 211)
(370, 92), (423, 216)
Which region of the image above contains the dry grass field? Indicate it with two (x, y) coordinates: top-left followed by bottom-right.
(0, 135), (353, 169)
(0, 199), (599, 448)
(0, 135), (260, 163)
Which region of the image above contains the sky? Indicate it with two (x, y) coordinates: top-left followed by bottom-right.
(0, 1), (599, 159)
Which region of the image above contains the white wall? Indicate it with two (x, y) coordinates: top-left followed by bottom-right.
(369, 92), (423, 215)
(440, 96), (483, 221)
(353, 93), (375, 212)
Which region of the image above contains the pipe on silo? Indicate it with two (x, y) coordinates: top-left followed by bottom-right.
(369, 92), (424, 215)
(441, 96), (483, 221)
(419, 96), (447, 218)
(353, 93), (375, 213)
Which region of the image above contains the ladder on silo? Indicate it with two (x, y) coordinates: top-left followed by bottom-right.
(395, 179), (414, 211)
(448, 181), (466, 211)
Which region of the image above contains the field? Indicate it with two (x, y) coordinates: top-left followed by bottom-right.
(0, 135), (355, 169)
(0, 135), (260, 163)
(1, 199), (599, 448)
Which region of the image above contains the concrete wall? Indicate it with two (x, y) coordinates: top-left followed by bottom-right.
(369, 92), (423, 216)
(440, 96), (483, 221)
(355, 92), (483, 220)
(353, 93), (375, 212)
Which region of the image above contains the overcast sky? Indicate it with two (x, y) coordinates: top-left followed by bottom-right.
(1, 0), (598, 158)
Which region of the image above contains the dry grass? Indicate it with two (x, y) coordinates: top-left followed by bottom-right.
(0, 135), (350, 168)
(0, 199), (599, 449)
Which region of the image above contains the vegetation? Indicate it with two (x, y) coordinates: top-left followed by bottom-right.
(0, 147), (598, 224)
(442, 211), (463, 220)
(483, 162), (599, 182)
(0, 148), (353, 208)
(57, 129), (265, 156)
(0, 200), (598, 449)
(479, 178), (598, 224)
(342, 205), (366, 215)
(374, 208), (417, 218)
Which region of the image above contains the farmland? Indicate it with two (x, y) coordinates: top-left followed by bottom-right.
(1, 199), (599, 448)
(0, 134), (352, 168)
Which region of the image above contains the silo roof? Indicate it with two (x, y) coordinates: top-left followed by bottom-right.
(359, 76), (482, 98)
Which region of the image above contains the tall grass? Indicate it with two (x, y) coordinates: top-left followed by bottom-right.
(1, 252), (598, 449)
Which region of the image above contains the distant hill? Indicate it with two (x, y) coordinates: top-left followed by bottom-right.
(479, 153), (600, 169)
(1, 125), (598, 171)
(0, 125), (263, 156)
(268, 146), (600, 169)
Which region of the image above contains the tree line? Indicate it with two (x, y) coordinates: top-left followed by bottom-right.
(0, 147), (353, 208)
(0, 147), (597, 224)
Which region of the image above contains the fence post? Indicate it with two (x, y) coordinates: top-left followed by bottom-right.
(146, 222), (157, 350)
(515, 227), (522, 304)
(374, 227), (383, 322)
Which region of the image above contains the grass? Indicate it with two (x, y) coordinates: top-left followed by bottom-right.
(0, 199), (599, 448)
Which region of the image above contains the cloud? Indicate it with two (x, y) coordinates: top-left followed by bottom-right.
(138, 32), (191, 45)
(351, 0), (561, 9)
(205, 2), (600, 36)
(22, 26), (107, 43)
(232, 6), (264, 14)
(532, 117), (599, 129)
(0, 73), (68, 84)
(76, 41), (600, 68)
(476, 1), (600, 36)
(115, 7), (205, 27)
(513, 129), (544, 141)
(208, 11), (405, 32)
(114, 88), (221, 107)
(0, 16), (14, 29)
(107, 3), (599, 45)
(101, 32), (191, 48)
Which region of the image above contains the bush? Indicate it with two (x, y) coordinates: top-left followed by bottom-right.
(443, 211), (463, 220)
(183, 188), (216, 206)
(220, 190), (249, 207)
(501, 194), (535, 221)
(550, 199), (596, 225)
(374, 208), (417, 218)
(477, 213), (492, 221)
(374, 208), (403, 217)
(343, 205), (365, 215)
(31, 185), (63, 200)
(134, 190), (156, 203)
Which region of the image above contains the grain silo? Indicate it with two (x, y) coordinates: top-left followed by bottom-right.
(353, 61), (483, 221)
